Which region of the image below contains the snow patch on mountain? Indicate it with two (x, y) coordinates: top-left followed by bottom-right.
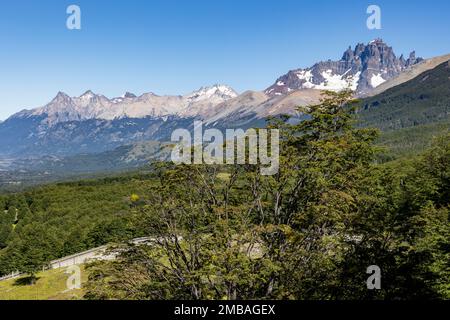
(11, 85), (238, 126)
(370, 73), (386, 88)
(265, 39), (423, 96)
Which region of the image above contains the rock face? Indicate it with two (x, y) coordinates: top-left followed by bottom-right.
(265, 39), (423, 96)
(0, 84), (238, 156)
(15, 84), (238, 127)
(365, 53), (450, 97)
(0, 89), (321, 157)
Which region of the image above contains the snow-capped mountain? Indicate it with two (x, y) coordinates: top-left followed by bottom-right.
(180, 85), (238, 117)
(2, 39), (444, 159)
(16, 84), (238, 126)
(0, 85), (240, 157)
(8, 40), (421, 130)
(265, 39), (423, 96)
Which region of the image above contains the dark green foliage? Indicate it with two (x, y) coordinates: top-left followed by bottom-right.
(335, 134), (449, 299)
(0, 174), (156, 275)
(0, 211), (15, 249)
(359, 61), (450, 131)
(357, 60), (450, 160)
(375, 119), (449, 160)
(84, 217), (135, 248)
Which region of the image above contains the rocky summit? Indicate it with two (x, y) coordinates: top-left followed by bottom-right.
(265, 39), (423, 96)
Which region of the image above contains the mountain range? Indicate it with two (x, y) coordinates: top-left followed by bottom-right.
(265, 38), (423, 96)
(0, 39), (449, 185)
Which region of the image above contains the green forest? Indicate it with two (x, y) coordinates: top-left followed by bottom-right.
(0, 90), (448, 299)
(0, 174), (153, 276)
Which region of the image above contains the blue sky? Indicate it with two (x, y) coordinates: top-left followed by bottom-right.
(0, 0), (449, 120)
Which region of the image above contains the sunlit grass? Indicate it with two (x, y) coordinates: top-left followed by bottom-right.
(0, 265), (88, 300)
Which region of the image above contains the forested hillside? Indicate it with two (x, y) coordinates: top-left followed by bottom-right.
(376, 119), (450, 159)
(0, 174), (154, 275)
(357, 60), (450, 159)
(359, 60), (450, 131)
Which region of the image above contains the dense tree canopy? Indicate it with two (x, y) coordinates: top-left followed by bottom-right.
(0, 91), (447, 299)
(84, 91), (449, 300)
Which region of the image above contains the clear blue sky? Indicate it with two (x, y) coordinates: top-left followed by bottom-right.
(0, 0), (449, 120)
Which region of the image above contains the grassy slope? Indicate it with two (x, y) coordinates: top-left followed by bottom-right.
(0, 265), (88, 300)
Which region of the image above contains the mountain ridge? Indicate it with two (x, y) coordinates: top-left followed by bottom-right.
(1, 40), (447, 159)
(0, 58), (449, 186)
(6, 39), (422, 126)
(13, 84), (238, 126)
(265, 39), (423, 96)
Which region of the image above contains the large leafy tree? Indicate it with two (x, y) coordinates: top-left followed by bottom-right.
(85, 90), (380, 299)
(84, 91), (449, 300)
(252, 90), (380, 298)
(86, 163), (275, 299)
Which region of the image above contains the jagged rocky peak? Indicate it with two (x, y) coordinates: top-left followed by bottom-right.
(80, 90), (95, 98)
(123, 92), (137, 98)
(52, 91), (72, 102)
(405, 51), (421, 67)
(265, 39), (423, 96)
(77, 90), (103, 104)
(44, 91), (75, 112)
(342, 46), (355, 62)
(8, 84), (240, 126)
